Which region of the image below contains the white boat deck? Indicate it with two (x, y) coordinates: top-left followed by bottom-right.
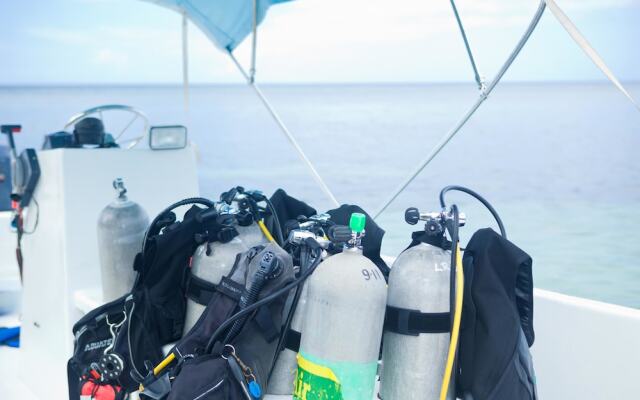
(2, 289), (639, 399)
(0, 313), (293, 400)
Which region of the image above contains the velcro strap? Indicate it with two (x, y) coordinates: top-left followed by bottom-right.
(384, 305), (450, 336)
(185, 274), (218, 305)
(254, 306), (279, 343)
(284, 329), (301, 352)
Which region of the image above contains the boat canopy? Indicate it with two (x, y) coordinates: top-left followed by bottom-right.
(140, 0), (639, 213)
(143, 0), (291, 51)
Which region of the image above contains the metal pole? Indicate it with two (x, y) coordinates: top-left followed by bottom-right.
(249, 0), (258, 84)
(373, 1), (547, 219)
(544, 0), (639, 111)
(182, 11), (190, 117)
(450, 0), (485, 91)
(227, 50), (340, 207)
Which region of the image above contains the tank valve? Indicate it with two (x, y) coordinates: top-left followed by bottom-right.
(404, 207), (466, 235)
(346, 213), (366, 249)
(112, 178), (127, 199)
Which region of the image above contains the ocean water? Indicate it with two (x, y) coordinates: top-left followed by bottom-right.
(1, 82), (639, 308)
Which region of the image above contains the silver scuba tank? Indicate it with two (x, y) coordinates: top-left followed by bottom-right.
(379, 207), (465, 400)
(268, 283), (308, 395)
(294, 213), (387, 400)
(268, 214), (339, 395)
(182, 204), (269, 335)
(97, 178), (149, 302)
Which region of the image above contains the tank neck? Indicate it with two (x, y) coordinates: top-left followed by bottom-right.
(113, 178), (128, 202)
(343, 245), (363, 255)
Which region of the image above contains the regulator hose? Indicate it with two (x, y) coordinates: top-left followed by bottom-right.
(267, 245), (317, 381)
(439, 185), (507, 238)
(222, 251), (280, 344)
(264, 196), (285, 245)
(142, 197), (216, 254)
(205, 239), (323, 353)
(440, 204), (464, 400)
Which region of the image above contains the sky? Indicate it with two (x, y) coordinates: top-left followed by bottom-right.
(0, 0), (639, 84)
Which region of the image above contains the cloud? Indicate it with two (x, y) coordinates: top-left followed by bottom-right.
(26, 27), (93, 45)
(93, 48), (129, 68)
(8, 0), (639, 83)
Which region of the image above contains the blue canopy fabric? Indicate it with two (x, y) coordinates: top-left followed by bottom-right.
(144, 0), (291, 51)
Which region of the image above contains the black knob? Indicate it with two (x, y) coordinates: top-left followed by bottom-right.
(194, 232), (209, 244)
(236, 210), (254, 226)
(259, 251), (282, 279)
(327, 225), (352, 243)
(405, 207), (420, 225)
(196, 208), (218, 223)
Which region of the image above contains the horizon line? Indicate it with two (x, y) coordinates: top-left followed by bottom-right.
(1, 79), (638, 88)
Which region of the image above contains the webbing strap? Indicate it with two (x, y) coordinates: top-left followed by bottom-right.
(284, 329), (301, 353)
(185, 274), (218, 305)
(384, 305), (451, 336)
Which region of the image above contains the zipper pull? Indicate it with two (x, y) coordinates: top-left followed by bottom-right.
(247, 378), (262, 399)
(227, 354), (253, 400)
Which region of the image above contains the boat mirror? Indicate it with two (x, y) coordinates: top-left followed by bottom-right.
(149, 125), (187, 150)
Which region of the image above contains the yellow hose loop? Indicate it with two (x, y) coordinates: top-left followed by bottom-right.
(139, 352), (176, 392)
(439, 243), (464, 400)
(154, 352), (176, 375)
(258, 219), (275, 242)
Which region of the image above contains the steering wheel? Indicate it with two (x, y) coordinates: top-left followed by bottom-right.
(64, 105), (150, 149)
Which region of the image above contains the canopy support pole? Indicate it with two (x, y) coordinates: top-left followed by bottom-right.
(544, 0), (639, 111)
(181, 11), (190, 117)
(450, 0), (485, 91)
(249, 0), (258, 84)
(227, 50), (340, 207)
(373, 1), (547, 219)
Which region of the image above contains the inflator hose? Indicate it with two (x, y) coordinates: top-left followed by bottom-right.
(264, 196), (285, 246)
(440, 205), (464, 400)
(204, 240), (323, 353)
(437, 187), (507, 399)
(267, 245), (317, 381)
(143, 243), (322, 387)
(142, 197), (216, 254)
(439, 185), (507, 238)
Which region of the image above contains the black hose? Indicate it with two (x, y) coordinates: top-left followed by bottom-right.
(264, 196), (285, 245)
(446, 204), (460, 389)
(205, 241), (323, 353)
(142, 197), (216, 254)
(223, 251), (279, 344)
(267, 246), (316, 381)
(446, 204), (460, 334)
(439, 185), (507, 238)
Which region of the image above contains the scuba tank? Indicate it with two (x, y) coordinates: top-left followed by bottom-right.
(268, 214), (352, 395)
(97, 178), (149, 302)
(182, 188), (272, 334)
(379, 207), (465, 400)
(295, 213), (387, 400)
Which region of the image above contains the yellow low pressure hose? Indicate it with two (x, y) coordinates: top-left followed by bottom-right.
(439, 243), (464, 400)
(139, 352), (176, 392)
(258, 219), (275, 242)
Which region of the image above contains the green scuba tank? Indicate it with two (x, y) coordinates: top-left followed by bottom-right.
(295, 213), (387, 400)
